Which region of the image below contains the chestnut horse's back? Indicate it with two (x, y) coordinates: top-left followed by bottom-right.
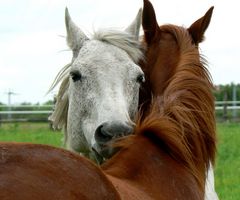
(0, 143), (120, 200)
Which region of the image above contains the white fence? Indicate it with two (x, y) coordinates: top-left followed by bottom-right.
(215, 101), (240, 110)
(0, 105), (53, 122)
(0, 101), (240, 122)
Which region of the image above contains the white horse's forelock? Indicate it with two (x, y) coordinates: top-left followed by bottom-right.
(49, 29), (143, 133)
(93, 29), (144, 63)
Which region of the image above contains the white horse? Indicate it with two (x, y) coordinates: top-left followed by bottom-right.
(49, 8), (144, 163)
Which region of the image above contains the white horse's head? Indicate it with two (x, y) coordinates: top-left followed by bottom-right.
(49, 8), (144, 163)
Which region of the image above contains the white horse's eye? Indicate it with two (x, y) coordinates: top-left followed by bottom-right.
(70, 71), (82, 82)
(136, 74), (145, 83)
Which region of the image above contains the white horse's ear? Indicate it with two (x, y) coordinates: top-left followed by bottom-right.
(125, 8), (142, 40)
(65, 8), (88, 54)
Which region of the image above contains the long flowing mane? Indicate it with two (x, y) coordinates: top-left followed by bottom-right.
(121, 25), (216, 191)
(48, 29), (144, 133)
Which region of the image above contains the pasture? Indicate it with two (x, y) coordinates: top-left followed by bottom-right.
(0, 122), (239, 200)
(0, 123), (63, 147)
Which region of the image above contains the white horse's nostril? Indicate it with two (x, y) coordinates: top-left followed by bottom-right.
(95, 121), (133, 146)
(95, 124), (113, 145)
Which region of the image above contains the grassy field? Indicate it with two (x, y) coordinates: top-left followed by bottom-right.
(0, 122), (239, 199)
(0, 123), (63, 147)
(215, 123), (240, 200)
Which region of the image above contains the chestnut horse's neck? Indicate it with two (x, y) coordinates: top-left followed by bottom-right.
(102, 134), (202, 200)
(135, 4), (216, 194)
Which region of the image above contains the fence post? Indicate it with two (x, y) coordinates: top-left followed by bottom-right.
(223, 91), (228, 121)
(232, 84), (237, 120)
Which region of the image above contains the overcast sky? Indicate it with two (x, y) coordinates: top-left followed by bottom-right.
(0, 0), (239, 104)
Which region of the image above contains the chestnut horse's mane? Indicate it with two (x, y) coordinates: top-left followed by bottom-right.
(120, 25), (216, 190)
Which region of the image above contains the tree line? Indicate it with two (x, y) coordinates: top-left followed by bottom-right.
(214, 83), (240, 101)
(0, 100), (54, 122)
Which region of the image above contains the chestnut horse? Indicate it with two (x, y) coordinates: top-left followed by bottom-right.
(0, 2), (216, 200)
(138, 0), (218, 199)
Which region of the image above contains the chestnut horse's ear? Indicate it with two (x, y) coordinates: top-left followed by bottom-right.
(188, 6), (214, 44)
(142, 0), (159, 44)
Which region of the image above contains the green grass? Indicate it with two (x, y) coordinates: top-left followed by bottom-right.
(0, 122), (239, 199)
(0, 122), (63, 147)
(215, 123), (240, 200)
